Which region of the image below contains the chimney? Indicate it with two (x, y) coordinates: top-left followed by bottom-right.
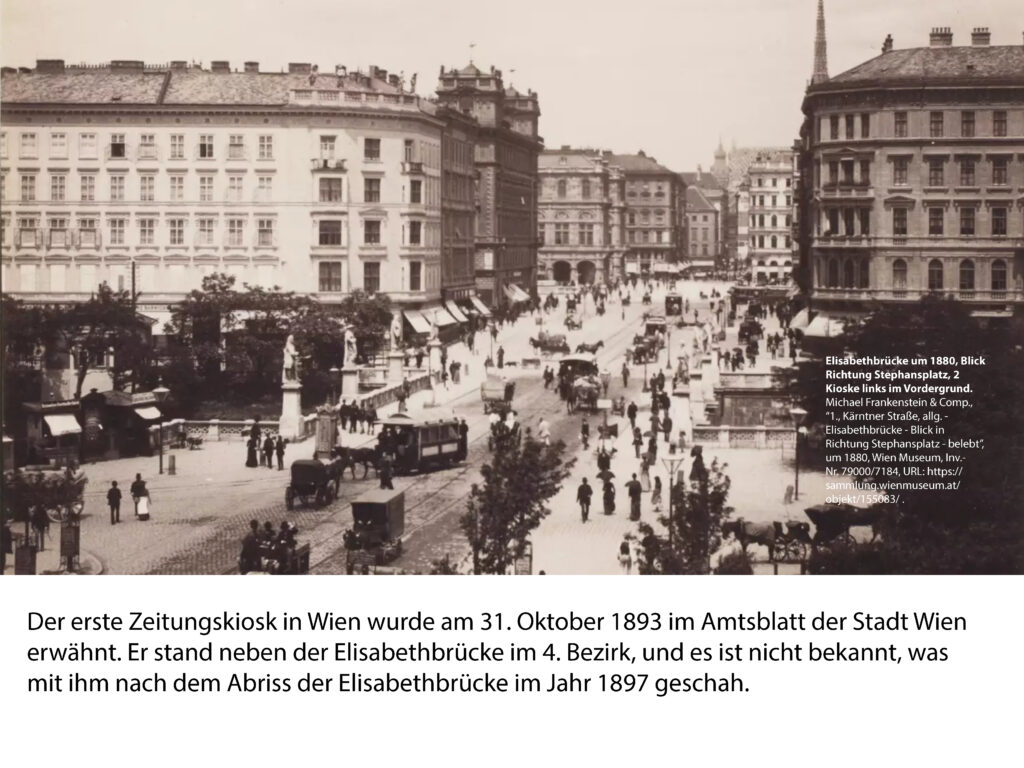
(388, 74), (399, 87)
(971, 27), (991, 46)
(170, 61), (187, 69)
(244, 61), (259, 73)
(36, 59), (65, 73)
(882, 34), (894, 53)
(288, 62), (312, 74)
(211, 61), (230, 73)
(929, 27), (953, 47)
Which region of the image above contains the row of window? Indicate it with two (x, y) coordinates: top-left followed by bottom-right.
(316, 260), (415, 294)
(753, 176), (793, 188)
(891, 157), (1011, 188)
(819, 257), (1011, 293)
(751, 214), (792, 229)
(821, 206), (1014, 238)
(752, 235), (792, 250)
(8, 215), (277, 247)
(542, 224), (598, 246)
(1, 131), (417, 163)
(3, 172), (427, 206)
(823, 110), (1010, 141)
(750, 193), (793, 208)
(552, 178), (596, 199)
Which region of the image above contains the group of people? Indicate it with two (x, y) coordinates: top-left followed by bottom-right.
(239, 518), (301, 574)
(336, 400), (378, 435)
(105, 473), (152, 526)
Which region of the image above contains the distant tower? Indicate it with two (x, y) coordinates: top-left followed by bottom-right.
(811, 0), (829, 85)
(711, 138), (728, 187)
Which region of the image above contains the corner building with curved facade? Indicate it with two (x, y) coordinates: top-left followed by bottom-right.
(798, 26), (1024, 319)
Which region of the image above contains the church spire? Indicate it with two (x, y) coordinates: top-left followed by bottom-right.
(811, 0), (829, 85)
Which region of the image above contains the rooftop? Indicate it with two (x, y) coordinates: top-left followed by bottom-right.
(604, 151), (678, 175)
(812, 44), (1024, 92)
(686, 186), (717, 212)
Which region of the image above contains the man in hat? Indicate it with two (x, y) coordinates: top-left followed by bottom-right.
(576, 478), (593, 523)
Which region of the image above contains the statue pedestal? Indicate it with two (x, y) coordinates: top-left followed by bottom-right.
(279, 381), (303, 441)
(315, 410), (339, 458)
(387, 351), (405, 382)
(428, 339), (443, 381)
(340, 366), (360, 397)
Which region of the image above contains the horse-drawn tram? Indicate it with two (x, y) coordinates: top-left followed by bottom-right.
(377, 413), (466, 474)
(343, 488), (405, 574)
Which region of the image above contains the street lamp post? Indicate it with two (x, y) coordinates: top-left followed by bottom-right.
(789, 406), (809, 500)
(153, 380), (170, 475)
(661, 443), (685, 548)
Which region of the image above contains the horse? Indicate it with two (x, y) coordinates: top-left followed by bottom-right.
(575, 341), (605, 354)
(332, 446), (380, 479)
(721, 519), (780, 561)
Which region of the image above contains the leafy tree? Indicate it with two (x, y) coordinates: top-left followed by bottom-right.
(634, 452), (734, 575)
(461, 436), (575, 575)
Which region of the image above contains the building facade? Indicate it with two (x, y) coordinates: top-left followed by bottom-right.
(681, 169), (727, 269)
(537, 148), (624, 285)
(0, 60), (488, 327)
(439, 107), (478, 300)
(684, 184), (720, 264)
(435, 64), (542, 307)
(607, 152), (686, 277)
(798, 22), (1024, 317)
(742, 151), (796, 284)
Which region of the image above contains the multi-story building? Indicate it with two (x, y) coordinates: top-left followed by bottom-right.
(606, 151), (686, 277)
(742, 151), (796, 283)
(0, 59), (476, 329)
(435, 64), (542, 307)
(680, 169), (727, 268)
(797, 13), (1024, 318)
(684, 184), (720, 265)
(439, 107), (478, 302)
(537, 147), (624, 284)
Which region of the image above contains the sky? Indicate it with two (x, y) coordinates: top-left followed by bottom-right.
(2, 0), (1022, 171)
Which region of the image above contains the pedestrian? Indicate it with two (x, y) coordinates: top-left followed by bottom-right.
(107, 480), (122, 525)
(627, 400), (638, 431)
(245, 435), (259, 468)
(625, 474), (643, 521)
(365, 407), (378, 435)
(602, 480), (616, 515)
(632, 426), (643, 459)
(651, 476), (663, 514)
(31, 504), (50, 551)
(458, 418), (469, 459)
(580, 417), (590, 450)
(621, 362), (629, 388)
(379, 454), (394, 490)
(449, 360), (458, 384)
(339, 400), (349, 432)
(577, 478), (592, 523)
(239, 520), (262, 574)
(275, 436), (286, 470)
(130, 473), (148, 519)
(415, 348), (425, 368)
(349, 403), (359, 433)
(647, 434), (658, 463)
(263, 434), (275, 469)
(537, 417), (550, 446)
(0, 518), (13, 575)
(497, 345), (505, 369)
(663, 414), (674, 444)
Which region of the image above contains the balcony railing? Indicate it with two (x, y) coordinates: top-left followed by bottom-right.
(311, 158), (347, 172)
(813, 287), (1024, 303)
(401, 161), (424, 174)
(137, 144), (159, 161)
(813, 235), (1024, 249)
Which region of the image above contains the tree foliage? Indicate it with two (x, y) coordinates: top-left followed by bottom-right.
(634, 454), (734, 575)
(461, 436), (575, 575)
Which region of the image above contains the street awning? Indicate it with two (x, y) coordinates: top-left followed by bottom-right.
(444, 300), (469, 324)
(625, 264), (638, 274)
(653, 263), (671, 273)
(790, 308), (811, 330)
(427, 306), (458, 327)
(469, 296), (492, 317)
(506, 284), (530, 303)
(403, 309), (431, 335)
(44, 414), (82, 436)
(133, 406), (163, 421)
(804, 315), (846, 338)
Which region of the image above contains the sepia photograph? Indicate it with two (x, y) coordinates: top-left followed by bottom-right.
(2, 0), (1022, 576)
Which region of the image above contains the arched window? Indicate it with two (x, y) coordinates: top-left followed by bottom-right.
(959, 259), (975, 292)
(557, 180), (566, 198)
(827, 258), (839, 288)
(842, 259), (855, 288)
(928, 259), (943, 291)
(991, 260), (1007, 292)
(770, 235), (777, 249)
(771, 214), (778, 228)
(892, 259), (907, 290)
(858, 259), (869, 289)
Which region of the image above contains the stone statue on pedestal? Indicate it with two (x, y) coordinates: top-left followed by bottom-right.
(390, 315), (403, 350)
(344, 328), (358, 366)
(282, 334), (298, 382)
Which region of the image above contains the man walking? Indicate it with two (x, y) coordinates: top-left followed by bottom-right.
(621, 362), (630, 388)
(275, 436), (286, 470)
(263, 434), (275, 469)
(379, 454), (394, 490)
(625, 474), (643, 521)
(577, 478), (593, 523)
(130, 473), (147, 518)
(627, 400), (638, 431)
(662, 414), (674, 445)
(497, 345), (505, 369)
(107, 481), (122, 525)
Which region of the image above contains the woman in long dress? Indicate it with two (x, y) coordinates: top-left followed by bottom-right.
(602, 481), (616, 516)
(134, 481), (151, 521)
(245, 436), (259, 468)
(651, 476), (663, 515)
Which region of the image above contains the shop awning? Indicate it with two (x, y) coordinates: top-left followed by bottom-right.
(469, 296), (492, 317)
(790, 308), (811, 330)
(44, 414), (82, 436)
(427, 307), (458, 327)
(625, 264), (639, 274)
(133, 406), (163, 421)
(403, 310), (432, 335)
(444, 300), (469, 324)
(506, 284), (531, 303)
(804, 315), (846, 339)
(653, 263), (671, 273)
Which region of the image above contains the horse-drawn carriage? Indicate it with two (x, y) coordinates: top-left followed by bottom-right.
(285, 457), (343, 509)
(481, 374), (515, 414)
(738, 318), (763, 343)
(630, 335), (659, 364)
(558, 354), (599, 381)
(530, 330), (571, 356)
(804, 503), (891, 548)
(343, 488), (405, 574)
(571, 376), (602, 412)
(564, 312), (583, 331)
(721, 519), (813, 564)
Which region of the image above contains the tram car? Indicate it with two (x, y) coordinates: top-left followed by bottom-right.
(377, 413), (465, 475)
(665, 292), (683, 316)
(344, 488), (405, 574)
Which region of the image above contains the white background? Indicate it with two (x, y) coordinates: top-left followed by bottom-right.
(2, 576), (1020, 767)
